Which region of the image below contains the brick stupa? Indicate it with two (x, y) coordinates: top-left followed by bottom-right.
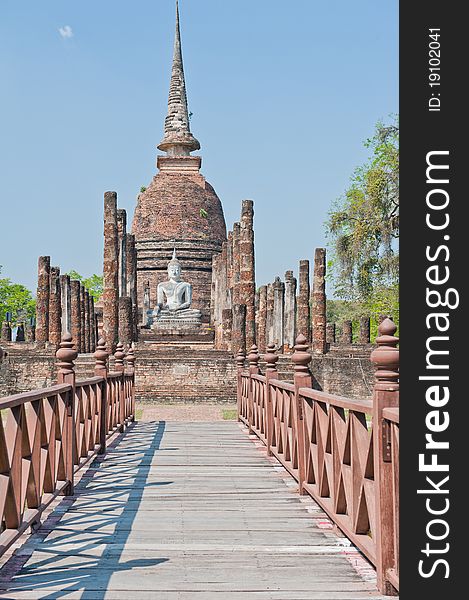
(132, 1), (226, 323)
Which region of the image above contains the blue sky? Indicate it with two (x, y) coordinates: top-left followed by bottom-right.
(0, 0), (398, 293)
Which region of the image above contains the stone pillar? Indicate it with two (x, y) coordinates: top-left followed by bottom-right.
(60, 274), (71, 335)
(272, 277), (284, 350)
(36, 256), (51, 343)
(142, 280), (151, 327)
(70, 280), (82, 354)
(1, 321), (11, 342)
(240, 200), (256, 348)
(311, 248), (326, 354)
(222, 308), (233, 350)
(90, 296), (96, 352)
(257, 285), (267, 353)
(360, 316), (371, 344)
(284, 271), (297, 351)
(119, 297), (133, 346)
(117, 209), (127, 299)
(48, 266), (62, 347)
(227, 230), (233, 302)
(125, 234), (138, 341)
(266, 283), (274, 347)
(297, 260), (310, 342)
(82, 290), (90, 353)
(80, 285), (86, 353)
(26, 322), (35, 342)
(232, 304), (247, 357)
(232, 222), (241, 306)
(326, 322), (336, 344)
(103, 191), (119, 353)
(341, 320), (353, 344)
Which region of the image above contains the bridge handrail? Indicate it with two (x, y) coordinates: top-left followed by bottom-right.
(236, 320), (399, 596)
(0, 335), (136, 559)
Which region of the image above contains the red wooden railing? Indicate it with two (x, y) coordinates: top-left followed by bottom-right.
(0, 334), (135, 558)
(238, 319), (399, 596)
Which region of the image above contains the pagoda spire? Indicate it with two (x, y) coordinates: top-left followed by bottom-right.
(158, 1), (200, 157)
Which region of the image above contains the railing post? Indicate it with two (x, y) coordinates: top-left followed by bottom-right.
(126, 345), (136, 421)
(114, 342), (125, 433)
(263, 343), (279, 457)
(94, 337), (109, 455)
(371, 318), (399, 596)
(56, 332), (77, 496)
(247, 344), (260, 432)
(291, 334), (312, 495)
(236, 349), (246, 420)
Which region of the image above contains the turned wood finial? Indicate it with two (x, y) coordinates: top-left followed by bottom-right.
(114, 342), (125, 372)
(126, 345), (136, 374)
(291, 334), (311, 374)
(94, 337), (109, 374)
(236, 349), (246, 370)
(56, 332), (78, 377)
(371, 318), (399, 391)
(247, 344), (260, 368)
(263, 343), (279, 372)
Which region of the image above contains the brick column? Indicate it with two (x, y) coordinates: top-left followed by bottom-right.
(90, 296), (96, 352)
(26, 323), (35, 342)
(222, 308), (233, 350)
(231, 222), (241, 306)
(311, 248), (326, 354)
(240, 200), (256, 348)
(232, 304), (246, 357)
(60, 274), (71, 335)
(266, 283), (274, 347)
(297, 260), (310, 342)
(48, 266), (62, 347)
(227, 230), (233, 299)
(70, 280), (81, 354)
(341, 320), (353, 344)
(79, 285), (86, 353)
(284, 270), (297, 351)
(84, 290), (91, 353)
(326, 322), (336, 344)
(103, 191), (119, 353)
(359, 316), (371, 344)
(257, 285), (267, 353)
(1, 321), (11, 342)
(142, 280), (151, 327)
(125, 234), (138, 342)
(36, 256), (51, 343)
(272, 277), (285, 350)
(119, 297), (133, 346)
(117, 209), (127, 298)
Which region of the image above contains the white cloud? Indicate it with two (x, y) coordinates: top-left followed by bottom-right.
(59, 25), (74, 39)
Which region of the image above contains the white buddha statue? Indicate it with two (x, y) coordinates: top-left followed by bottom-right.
(153, 250), (202, 324)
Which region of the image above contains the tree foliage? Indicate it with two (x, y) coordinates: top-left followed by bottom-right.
(67, 271), (103, 301)
(326, 117), (399, 311)
(0, 266), (36, 327)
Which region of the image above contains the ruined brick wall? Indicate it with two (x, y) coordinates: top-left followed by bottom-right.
(135, 348), (237, 403)
(0, 345), (56, 396)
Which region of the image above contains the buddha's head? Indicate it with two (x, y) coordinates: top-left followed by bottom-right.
(167, 249), (182, 282)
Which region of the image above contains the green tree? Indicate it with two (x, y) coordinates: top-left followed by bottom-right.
(67, 271), (103, 301)
(0, 267), (36, 327)
(326, 117), (399, 316)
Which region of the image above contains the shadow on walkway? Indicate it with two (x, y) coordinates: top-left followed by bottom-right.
(0, 421), (168, 599)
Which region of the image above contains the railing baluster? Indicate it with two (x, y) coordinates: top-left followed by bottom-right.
(56, 332), (77, 495)
(371, 318), (399, 596)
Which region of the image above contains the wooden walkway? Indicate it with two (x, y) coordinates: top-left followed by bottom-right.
(0, 421), (392, 599)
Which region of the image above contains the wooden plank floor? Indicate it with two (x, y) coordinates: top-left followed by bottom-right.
(0, 421), (393, 599)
